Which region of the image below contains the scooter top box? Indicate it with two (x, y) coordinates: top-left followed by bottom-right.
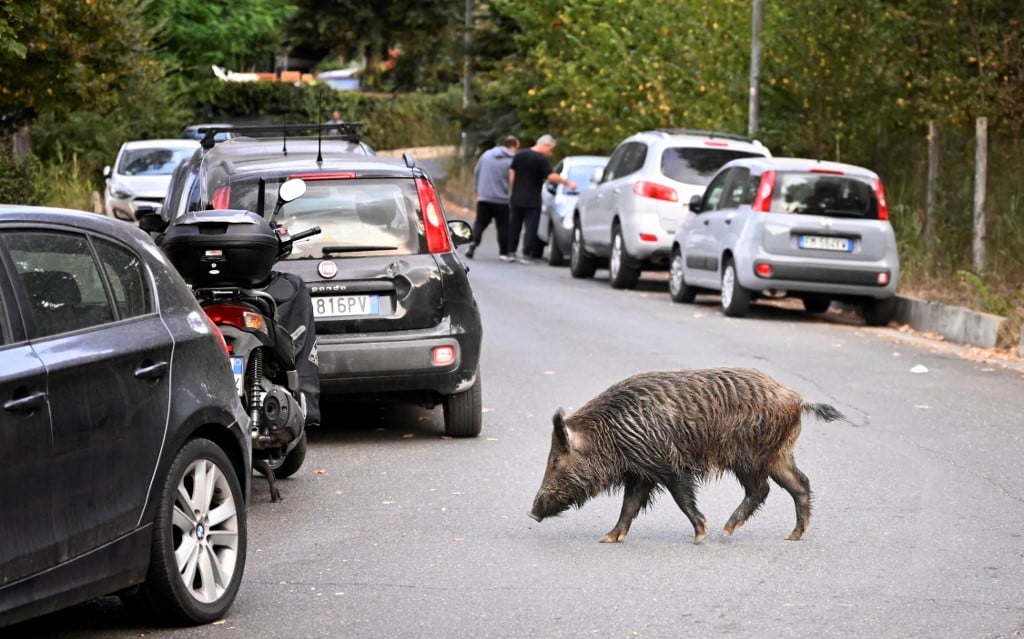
(161, 209), (280, 288)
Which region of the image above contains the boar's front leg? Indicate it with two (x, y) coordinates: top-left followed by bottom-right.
(601, 478), (653, 543)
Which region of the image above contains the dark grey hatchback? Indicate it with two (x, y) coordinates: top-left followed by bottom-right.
(0, 206), (250, 628)
(155, 128), (484, 437)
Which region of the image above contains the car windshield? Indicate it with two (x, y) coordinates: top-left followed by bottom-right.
(770, 172), (879, 219)
(211, 176), (424, 257)
(118, 147), (196, 176)
(662, 148), (764, 185)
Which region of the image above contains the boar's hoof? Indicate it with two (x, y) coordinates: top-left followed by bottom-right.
(599, 530), (628, 543)
(786, 529), (804, 541)
(692, 531), (707, 545)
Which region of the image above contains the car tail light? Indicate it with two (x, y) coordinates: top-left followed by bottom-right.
(204, 313), (231, 355)
(416, 177), (452, 254)
(204, 304), (269, 335)
(432, 345), (456, 366)
(810, 167), (844, 175)
(633, 181), (678, 202)
(751, 170), (775, 212)
(755, 262), (773, 278)
(703, 140), (730, 148)
(874, 178), (889, 220)
(877, 271), (891, 285)
(638, 233), (658, 243)
(212, 186), (231, 209)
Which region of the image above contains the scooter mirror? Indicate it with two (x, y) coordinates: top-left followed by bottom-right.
(278, 178), (307, 204)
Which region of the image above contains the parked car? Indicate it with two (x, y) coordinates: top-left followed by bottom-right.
(668, 156), (900, 326)
(104, 139), (200, 222)
(145, 129), (484, 437)
(571, 129), (771, 289)
(181, 123), (236, 144)
(537, 155), (608, 266)
(0, 206), (250, 628)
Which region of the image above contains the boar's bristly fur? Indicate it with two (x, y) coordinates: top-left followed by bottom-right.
(528, 367), (845, 543)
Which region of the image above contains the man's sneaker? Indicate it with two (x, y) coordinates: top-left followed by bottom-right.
(498, 254), (513, 262)
(465, 244), (476, 259)
(516, 255), (536, 264)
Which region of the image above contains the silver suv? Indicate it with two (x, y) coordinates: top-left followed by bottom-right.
(668, 156), (900, 326)
(571, 129), (770, 288)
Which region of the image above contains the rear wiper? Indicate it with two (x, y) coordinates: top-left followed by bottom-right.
(322, 245), (398, 255)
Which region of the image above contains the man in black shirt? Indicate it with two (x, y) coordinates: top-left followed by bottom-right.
(507, 134), (576, 264)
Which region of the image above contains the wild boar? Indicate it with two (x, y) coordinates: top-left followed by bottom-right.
(528, 367), (845, 543)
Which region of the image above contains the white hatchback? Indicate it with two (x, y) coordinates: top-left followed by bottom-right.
(572, 129), (770, 288)
(103, 139), (199, 222)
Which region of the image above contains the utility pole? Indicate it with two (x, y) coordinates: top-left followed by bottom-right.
(748, 0), (763, 138)
(461, 0), (474, 165)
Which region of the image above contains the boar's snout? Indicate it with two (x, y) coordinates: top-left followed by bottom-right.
(528, 511), (543, 522)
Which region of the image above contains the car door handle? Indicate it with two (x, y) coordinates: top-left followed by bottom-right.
(134, 361), (169, 381)
(4, 391), (46, 414)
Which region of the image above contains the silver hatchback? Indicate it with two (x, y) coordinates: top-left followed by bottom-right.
(669, 157), (900, 326)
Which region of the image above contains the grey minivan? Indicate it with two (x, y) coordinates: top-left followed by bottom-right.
(669, 157), (900, 326)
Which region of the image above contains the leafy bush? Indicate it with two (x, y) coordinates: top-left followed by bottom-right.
(0, 148), (46, 205)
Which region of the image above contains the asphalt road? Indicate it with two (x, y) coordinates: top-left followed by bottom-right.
(14, 239), (1024, 639)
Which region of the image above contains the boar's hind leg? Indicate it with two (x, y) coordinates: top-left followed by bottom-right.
(666, 476), (708, 544)
(723, 470), (771, 538)
(769, 454), (812, 541)
(600, 478), (653, 543)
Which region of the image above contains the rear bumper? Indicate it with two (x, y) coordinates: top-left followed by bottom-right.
(737, 254), (900, 300)
(316, 327), (480, 399)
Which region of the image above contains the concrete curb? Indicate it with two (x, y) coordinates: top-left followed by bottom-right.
(892, 295), (1006, 350)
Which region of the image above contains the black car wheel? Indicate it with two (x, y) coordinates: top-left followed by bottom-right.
(720, 259), (750, 317)
(862, 297), (896, 326)
(569, 221), (596, 279)
(444, 375), (482, 438)
(547, 223), (566, 266)
(669, 248), (698, 303)
(609, 226), (641, 289)
(126, 438), (246, 625)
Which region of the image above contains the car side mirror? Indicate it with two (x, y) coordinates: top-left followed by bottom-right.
(135, 205), (168, 233)
(688, 194), (703, 213)
(447, 219), (473, 247)
(103, 165), (111, 178)
(591, 167), (604, 184)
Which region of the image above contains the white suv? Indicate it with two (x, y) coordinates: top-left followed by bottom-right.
(571, 129), (770, 288)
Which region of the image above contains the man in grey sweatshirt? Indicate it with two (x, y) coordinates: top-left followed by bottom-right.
(468, 135), (519, 260)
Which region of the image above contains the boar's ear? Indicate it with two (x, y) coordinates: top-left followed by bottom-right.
(552, 408), (570, 449)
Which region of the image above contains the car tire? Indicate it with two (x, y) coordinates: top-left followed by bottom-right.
(669, 248), (698, 303)
(800, 294), (832, 314)
(569, 221), (597, 279)
(862, 297), (896, 326)
(444, 375), (482, 438)
(609, 226), (641, 289)
(720, 259), (750, 317)
(125, 438), (246, 625)
(266, 431), (307, 479)
(547, 224), (566, 266)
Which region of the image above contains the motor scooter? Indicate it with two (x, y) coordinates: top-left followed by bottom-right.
(160, 179), (320, 501)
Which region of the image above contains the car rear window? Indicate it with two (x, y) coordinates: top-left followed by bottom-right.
(118, 147), (196, 176)
(662, 148), (765, 186)
(215, 177), (425, 258)
(769, 172), (879, 219)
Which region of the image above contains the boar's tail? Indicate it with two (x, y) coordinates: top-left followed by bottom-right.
(802, 402), (846, 424)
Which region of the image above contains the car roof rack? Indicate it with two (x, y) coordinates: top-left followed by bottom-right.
(196, 122), (364, 149)
(654, 128), (756, 144)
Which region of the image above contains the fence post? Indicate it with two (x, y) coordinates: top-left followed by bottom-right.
(973, 116), (987, 273)
(925, 120), (937, 255)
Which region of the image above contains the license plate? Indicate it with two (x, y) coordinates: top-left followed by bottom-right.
(313, 294), (380, 318)
(798, 235), (852, 252)
(231, 356), (244, 396)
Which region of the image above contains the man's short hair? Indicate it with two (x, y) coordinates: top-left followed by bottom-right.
(536, 134), (556, 147)
(501, 135), (519, 148)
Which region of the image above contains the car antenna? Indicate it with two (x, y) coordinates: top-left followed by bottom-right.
(316, 89), (324, 166)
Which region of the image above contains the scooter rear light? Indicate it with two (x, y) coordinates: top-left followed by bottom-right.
(205, 315), (231, 355)
(212, 186), (231, 209)
(204, 304), (269, 335)
(416, 177), (452, 254)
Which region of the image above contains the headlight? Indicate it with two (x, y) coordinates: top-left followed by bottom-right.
(108, 183), (133, 200)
